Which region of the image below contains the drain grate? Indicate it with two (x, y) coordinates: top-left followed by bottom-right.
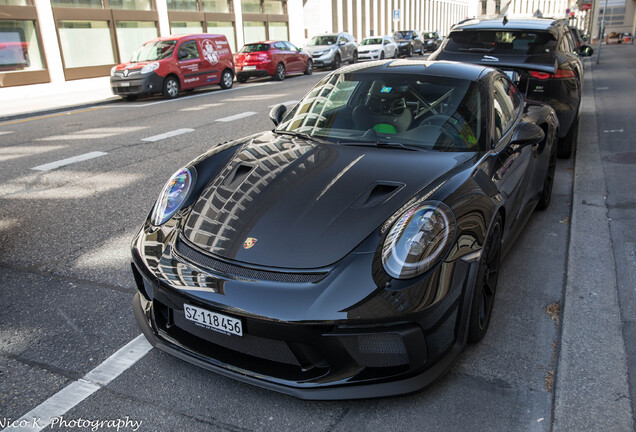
(607, 152), (636, 165)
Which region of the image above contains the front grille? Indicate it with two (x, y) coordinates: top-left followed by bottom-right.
(172, 311), (300, 366)
(174, 237), (327, 283)
(338, 333), (409, 368)
(113, 86), (142, 94)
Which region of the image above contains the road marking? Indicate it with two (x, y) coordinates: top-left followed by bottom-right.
(180, 103), (223, 112)
(141, 128), (194, 142)
(114, 81), (275, 108)
(596, 87), (609, 90)
(32, 151), (107, 171)
(268, 100), (299, 107)
(39, 127), (146, 141)
(223, 94), (286, 102)
(0, 107), (110, 127)
(0, 131), (14, 136)
(216, 112), (257, 122)
(603, 129), (624, 133)
(1, 335), (152, 432)
(0, 145), (67, 163)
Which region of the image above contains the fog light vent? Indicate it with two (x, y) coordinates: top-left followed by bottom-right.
(338, 333), (409, 368)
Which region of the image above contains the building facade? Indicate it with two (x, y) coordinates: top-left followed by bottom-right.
(0, 0), (479, 89)
(303, 0), (477, 43)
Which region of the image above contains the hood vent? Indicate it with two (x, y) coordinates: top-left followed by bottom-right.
(351, 181), (404, 209)
(224, 163), (254, 189)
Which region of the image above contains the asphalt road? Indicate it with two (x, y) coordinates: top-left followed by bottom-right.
(0, 66), (573, 431)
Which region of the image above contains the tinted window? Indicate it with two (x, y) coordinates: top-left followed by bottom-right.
(308, 35), (337, 46)
(394, 31), (414, 39)
(179, 41), (199, 60)
(445, 30), (557, 57)
(284, 41), (297, 51)
(239, 43), (270, 53)
(273, 42), (286, 50)
(493, 77), (520, 140)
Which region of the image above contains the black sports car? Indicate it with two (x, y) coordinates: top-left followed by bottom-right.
(131, 60), (559, 399)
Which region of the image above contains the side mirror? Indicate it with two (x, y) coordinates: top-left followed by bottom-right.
(297, 47), (302, 52)
(512, 122), (544, 146)
(579, 45), (594, 57)
(269, 104), (287, 126)
(338, 41), (345, 46)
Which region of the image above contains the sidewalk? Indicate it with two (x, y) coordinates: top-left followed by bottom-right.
(0, 77), (119, 122)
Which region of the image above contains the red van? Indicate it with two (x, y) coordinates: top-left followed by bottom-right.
(110, 34), (235, 100)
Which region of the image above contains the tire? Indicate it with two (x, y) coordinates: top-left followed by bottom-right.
(380, 51), (385, 59)
(467, 214), (502, 343)
(304, 59), (313, 75)
(220, 69), (233, 89)
(537, 139), (557, 210)
(394, 49), (398, 58)
(124, 95), (137, 102)
(274, 63), (285, 81)
(557, 115), (579, 159)
(237, 75), (248, 83)
(331, 54), (341, 70)
(162, 76), (179, 99)
(407, 45), (414, 57)
(351, 51), (358, 64)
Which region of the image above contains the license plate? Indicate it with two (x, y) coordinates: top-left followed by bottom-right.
(183, 303), (243, 336)
(119, 82), (130, 87)
(243, 65), (256, 70)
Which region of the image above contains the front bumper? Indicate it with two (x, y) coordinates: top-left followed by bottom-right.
(358, 52), (383, 61)
(397, 44), (412, 55)
(110, 71), (164, 96)
(130, 221), (480, 399)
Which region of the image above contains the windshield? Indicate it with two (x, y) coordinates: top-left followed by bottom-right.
(239, 43), (270, 53)
(130, 40), (177, 62)
(423, 33), (437, 39)
(277, 71), (485, 152)
(361, 38), (383, 45)
(445, 30), (556, 59)
(308, 35), (338, 46)
(394, 31), (413, 40)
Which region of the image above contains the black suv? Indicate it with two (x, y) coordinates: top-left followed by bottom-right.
(422, 31), (441, 52)
(393, 30), (424, 56)
(430, 18), (593, 158)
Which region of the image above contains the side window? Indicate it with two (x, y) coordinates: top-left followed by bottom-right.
(274, 42), (286, 50)
(284, 42), (298, 51)
(492, 77), (520, 141)
(178, 41), (199, 61)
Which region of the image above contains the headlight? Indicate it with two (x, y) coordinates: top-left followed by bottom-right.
(141, 62), (160, 74)
(381, 202), (456, 279)
(151, 167), (194, 225)
(110, 66), (117, 76)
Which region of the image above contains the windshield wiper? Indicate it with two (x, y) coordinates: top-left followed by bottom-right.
(459, 47), (495, 53)
(273, 130), (326, 144)
(336, 138), (418, 151)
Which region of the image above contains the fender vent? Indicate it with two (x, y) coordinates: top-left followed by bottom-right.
(224, 164), (254, 188)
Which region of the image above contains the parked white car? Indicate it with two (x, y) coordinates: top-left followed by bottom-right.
(357, 36), (397, 60)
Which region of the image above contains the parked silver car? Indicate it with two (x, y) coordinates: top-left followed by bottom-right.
(304, 32), (358, 69)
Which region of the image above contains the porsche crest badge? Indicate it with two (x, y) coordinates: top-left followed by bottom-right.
(243, 237), (258, 249)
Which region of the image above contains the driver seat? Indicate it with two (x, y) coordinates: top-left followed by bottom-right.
(353, 82), (412, 133)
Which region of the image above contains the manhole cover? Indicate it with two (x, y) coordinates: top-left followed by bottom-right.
(607, 152), (636, 164)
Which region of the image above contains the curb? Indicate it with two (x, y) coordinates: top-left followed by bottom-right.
(552, 61), (635, 430)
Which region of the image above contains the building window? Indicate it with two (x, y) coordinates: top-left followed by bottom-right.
(241, 0), (261, 13)
(58, 20), (114, 68)
(171, 21), (203, 34)
(167, 0), (199, 12)
(115, 21), (157, 61)
(267, 21), (287, 40)
(263, 0), (284, 14)
(207, 21), (235, 52)
(480, 0), (486, 15)
(0, 20), (45, 72)
(202, 0), (230, 12)
(51, 0), (104, 8)
(109, 0), (153, 10)
(0, 0), (29, 5)
(495, 0), (501, 15)
(243, 21), (265, 43)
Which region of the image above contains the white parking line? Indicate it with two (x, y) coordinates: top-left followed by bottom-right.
(32, 151), (107, 171)
(268, 100), (299, 107)
(1, 335), (152, 432)
(141, 128), (194, 142)
(180, 103), (223, 112)
(0, 131), (14, 136)
(216, 112), (257, 122)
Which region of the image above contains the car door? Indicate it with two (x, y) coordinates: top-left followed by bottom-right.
(490, 74), (535, 232)
(271, 41), (288, 72)
(177, 39), (204, 89)
(283, 41), (304, 72)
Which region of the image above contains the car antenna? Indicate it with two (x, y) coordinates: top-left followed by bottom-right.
(502, 15), (508, 25)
